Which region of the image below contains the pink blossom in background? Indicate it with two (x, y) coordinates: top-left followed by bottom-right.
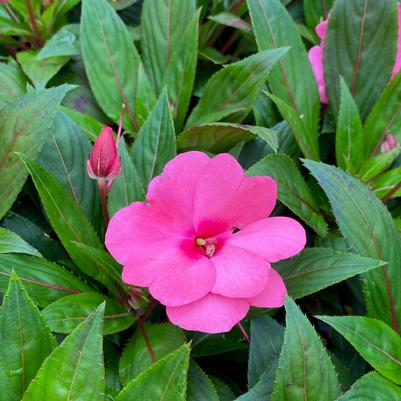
(105, 152), (306, 334)
(381, 133), (400, 153)
(308, 3), (401, 104)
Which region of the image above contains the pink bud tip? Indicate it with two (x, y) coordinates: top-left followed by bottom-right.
(87, 126), (121, 181)
(381, 133), (400, 153)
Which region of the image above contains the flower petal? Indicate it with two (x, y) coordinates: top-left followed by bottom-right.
(211, 245), (269, 298)
(308, 45), (328, 104)
(248, 269), (287, 308)
(149, 253), (216, 307)
(166, 294), (249, 333)
(146, 151), (210, 228)
(105, 202), (183, 266)
(226, 217), (306, 263)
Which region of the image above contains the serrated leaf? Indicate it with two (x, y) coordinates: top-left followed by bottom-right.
(0, 61), (27, 109)
(236, 368), (278, 401)
(324, 0), (398, 120)
(186, 48), (287, 127)
(318, 315), (401, 385)
(275, 248), (384, 300)
(336, 78), (364, 173)
(116, 344), (191, 401)
(187, 361), (219, 401)
(304, 161), (401, 332)
(248, 316), (284, 388)
(248, 0), (320, 160)
(178, 123), (278, 154)
(271, 297), (340, 401)
(42, 292), (134, 335)
(81, 0), (141, 131)
(22, 303), (105, 401)
(336, 372), (401, 401)
(0, 86), (68, 220)
(0, 227), (41, 257)
(37, 111), (101, 227)
(119, 323), (186, 385)
(247, 154), (327, 236)
(108, 138), (145, 217)
(130, 90), (176, 189)
(0, 274), (56, 401)
(0, 254), (92, 307)
(20, 155), (118, 292)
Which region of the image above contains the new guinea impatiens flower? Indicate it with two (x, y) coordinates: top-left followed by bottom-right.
(87, 125), (121, 183)
(308, 3), (401, 104)
(105, 152), (306, 333)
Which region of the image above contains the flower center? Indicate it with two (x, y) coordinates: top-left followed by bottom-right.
(195, 237), (216, 257)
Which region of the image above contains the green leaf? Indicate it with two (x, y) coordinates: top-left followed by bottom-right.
(303, 0), (333, 29)
(108, 138), (145, 217)
(17, 50), (68, 90)
(275, 248), (384, 300)
(20, 155), (117, 291)
(0, 227), (41, 257)
(0, 86), (68, 220)
(42, 292), (134, 335)
(247, 154), (327, 236)
(187, 361), (219, 401)
(177, 123), (278, 154)
(337, 372), (401, 401)
(363, 71), (401, 157)
(142, 0), (199, 130)
(130, 90), (176, 189)
(248, 316), (284, 387)
(0, 254), (92, 307)
(358, 148), (401, 182)
(0, 61), (27, 109)
(209, 12), (253, 35)
(324, 0), (398, 120)
(304, 161), (401, 331)
(336, 78), (364, 173)
(81, 0), (141, 131)
(38, 24), (80, 59)
(211, 377), (235, 401)
(0, 274), (56, 401)
(236, 369), (277, 401)
(22, 303), (105, 401)
(371, 166), (401, 199)
(186, 48), (287, 127)
(318, 315), (401, 385)
(271, 298), (340, 401)
(248, 0), (320, 159)
(116, 344), (190, 401)
(119, 323), (186, 385)
(37, 111), (101, 227)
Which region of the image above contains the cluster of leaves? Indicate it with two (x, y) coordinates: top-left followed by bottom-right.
(1, 0), (401, 400)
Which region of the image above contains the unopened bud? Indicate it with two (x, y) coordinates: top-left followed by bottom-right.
(381, 133), (400, 153)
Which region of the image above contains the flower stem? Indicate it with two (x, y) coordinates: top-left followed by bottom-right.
(98, 178), (110, 226)
(25, 0), (43, 47)
(137, 317), (157, 363)
(237, 322), (250, 343)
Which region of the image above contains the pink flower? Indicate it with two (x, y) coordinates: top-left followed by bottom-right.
(308, 4), (401, 104)
(105, 152), (306, 333)
(87, 126), (121, 182)
(381, 133), (400, 153)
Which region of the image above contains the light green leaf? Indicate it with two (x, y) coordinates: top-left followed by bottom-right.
(42, 292), (134, 335)
(116, 344), (190, 401)
(358, 148), (401, 182)
(0, 61), (27, 109)
(0, 254), (92, 307)
(247, 154), (327, 236)
(337, 372), (401, 401)
(38, 24), (80, 59)
(318, 315), (401, 385)
(371, 165), (401, 199)
(130, 90), (176, 189)
(0, 274), (56, 401)
(22, 303), (105, 401)
(209, 12), (253, 34)
(336, 78), (364, 173)
(248, 0), (320, 159)
(271, 297), (340, 401)
(0, 86), (68, 220)
(304, 161), (401, 332)
(119, 323), (186, 385)
(178, 123), (278, 154)
(324, 0), (398, 120)
(81, 0), (141, 131)
(0, 227), (41, 257)
(186, 48), (287, 127)
(275, 248), (384, 300)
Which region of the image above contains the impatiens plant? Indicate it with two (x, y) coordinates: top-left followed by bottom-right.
(1, 0), (401, 400)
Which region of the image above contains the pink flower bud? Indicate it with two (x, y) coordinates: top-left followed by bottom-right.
(381, 133), (400, 153)
(87, 126), (121, 181)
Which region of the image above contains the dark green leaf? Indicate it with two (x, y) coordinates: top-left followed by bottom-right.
(22, 303), (105, 401)
(303, 0), (333, 29)
(358, 148), (401, 182)
(187, 361), (219, 401)
(0, 227), (41, 257)
(0, 61), (27, 109)
(0, 274), (56, 401)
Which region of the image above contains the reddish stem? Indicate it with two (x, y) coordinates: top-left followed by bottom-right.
(237, 322), (250, 343)
(137, 318), (157, 363)
(25, 0), (43, 47)
(97, 179), (110, 226)
(382, 180), (401, 203)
